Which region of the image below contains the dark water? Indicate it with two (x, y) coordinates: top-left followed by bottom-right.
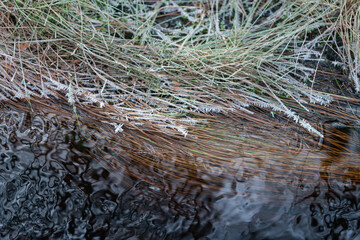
(1, 108), (360, 240)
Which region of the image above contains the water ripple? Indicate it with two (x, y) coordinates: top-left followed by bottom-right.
(0, 108), (360, 239)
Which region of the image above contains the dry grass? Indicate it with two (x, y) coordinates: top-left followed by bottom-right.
(0, 0), (360, 172)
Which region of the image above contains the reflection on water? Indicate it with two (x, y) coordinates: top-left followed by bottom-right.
(0, 107), (360, 239)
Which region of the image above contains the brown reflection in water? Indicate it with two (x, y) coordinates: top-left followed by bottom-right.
(321, 122), (360, 185)
(7, 98), (360, 199)
(4, 99), (360, 238)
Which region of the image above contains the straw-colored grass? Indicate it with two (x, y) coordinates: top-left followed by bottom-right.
(0, 0), (359, 162)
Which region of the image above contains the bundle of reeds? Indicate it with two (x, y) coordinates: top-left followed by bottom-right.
(0, 0), (359, 173)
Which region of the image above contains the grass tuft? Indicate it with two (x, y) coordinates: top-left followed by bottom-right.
(0, 0), (359, 142)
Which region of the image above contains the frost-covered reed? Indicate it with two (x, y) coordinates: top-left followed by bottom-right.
(0, 0), (358, 139)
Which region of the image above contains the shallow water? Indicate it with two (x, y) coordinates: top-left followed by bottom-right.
(1, 107), (360, 239)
